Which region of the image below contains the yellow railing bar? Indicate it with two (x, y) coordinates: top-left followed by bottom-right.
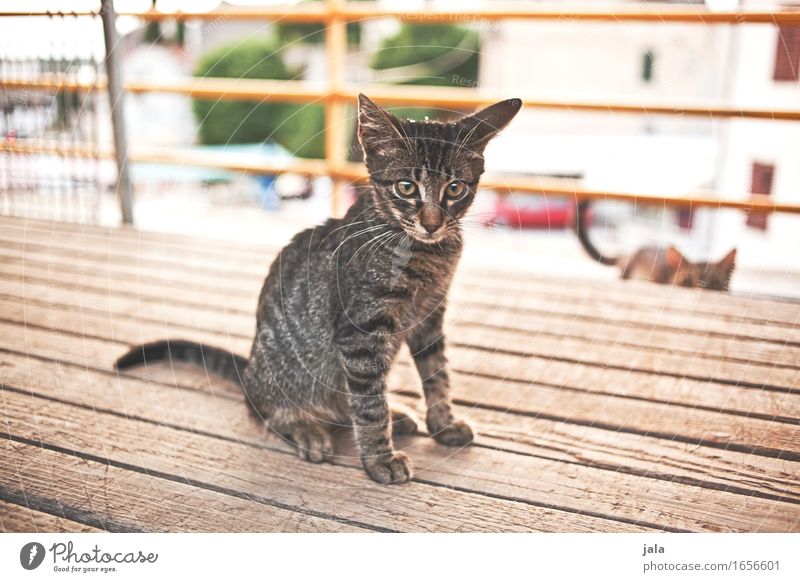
(2, 3), (800, 25)
(325, 0), (347, 216)
(4, 3), (799, 219)
(3, 140), (796, 215)
(4, 77), (800, 123)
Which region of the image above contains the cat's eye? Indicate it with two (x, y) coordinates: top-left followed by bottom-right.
(394, 180), (418, 198)
(445, 180), (466, 200)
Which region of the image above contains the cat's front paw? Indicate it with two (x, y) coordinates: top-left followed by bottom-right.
(430, 418), (475, 447)
(363, 451), (413, 484)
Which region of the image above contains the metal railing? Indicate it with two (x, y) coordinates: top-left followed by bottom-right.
(2, 1), (800, 221)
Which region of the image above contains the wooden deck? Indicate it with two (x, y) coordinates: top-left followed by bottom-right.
(0, 215), (798, 533)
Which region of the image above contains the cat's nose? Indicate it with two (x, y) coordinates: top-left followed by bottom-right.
(420, 205), (443, 234)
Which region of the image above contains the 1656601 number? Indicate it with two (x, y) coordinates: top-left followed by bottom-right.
(735, 561), (780, 571)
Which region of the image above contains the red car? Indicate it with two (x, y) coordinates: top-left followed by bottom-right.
(481, 193), (578, 229)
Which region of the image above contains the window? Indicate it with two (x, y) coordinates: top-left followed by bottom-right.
(774, 26), (800, 82)
(642, 50), (655, 83)
(746, 162), (775, 231)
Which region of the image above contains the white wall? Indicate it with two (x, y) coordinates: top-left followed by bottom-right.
(715, 21), (800, 270)
(478, 8), (799, 276)
(480, 20), (729, 136)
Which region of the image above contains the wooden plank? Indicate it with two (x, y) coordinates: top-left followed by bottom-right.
(446, 324), (800, 393)
(3, 273), (799, 409)
(389, 361), (800, 458)
(4, 236), (799, 347)
(0, 441), (361, 533)
(3, 294), (799, 443)
(449, 303), (800, 369)
(5, 219), (800, 326)
(455, 271), (800, 328)
(6, 219), (799, 324)
(0, 295), (251, 359)
(454, 404), (800, 504)
(2, 360), (797, 532)
(0, 243), (259, 299)
(13, 214), (800, 319)
(4, 236), (789, 351)
(0, 228), (267, 282)
(4, 252), (799, 371)
(0, 215), (276, 257)
(128, 361), (800, 505)
(0, 256), (260, 314)
(0, 500), (103, 533)
(0, 388), (647, 533)
(5, 347), (799, 506)
(456, 286), (800, 346)
(2, 304), (799, 456)
(0, 277), (252, 341)
(0, 276), (800, 388)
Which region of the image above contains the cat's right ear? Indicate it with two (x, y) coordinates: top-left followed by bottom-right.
(456, 98), (522, 152)
(357, 94), (409, 166)
(718, 248), (737, 272)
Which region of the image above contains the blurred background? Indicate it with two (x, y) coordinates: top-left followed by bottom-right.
(1, 0), (799, 297)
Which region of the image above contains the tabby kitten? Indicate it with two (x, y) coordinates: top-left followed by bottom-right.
(575, 200), (736, 290)
(116, 94), (522, 484)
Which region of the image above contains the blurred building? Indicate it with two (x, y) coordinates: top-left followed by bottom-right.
(478, 0), (800, 270)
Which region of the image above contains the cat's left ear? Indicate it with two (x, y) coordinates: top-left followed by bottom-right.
(457, 98), (522, 152)
(357, 93), (409, 166)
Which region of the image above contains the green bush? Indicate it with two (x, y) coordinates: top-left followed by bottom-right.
(369, 23), (480, 121)
(192, 37), (324, 159)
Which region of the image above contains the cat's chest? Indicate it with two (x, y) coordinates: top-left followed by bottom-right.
(400, 251), (457, 315)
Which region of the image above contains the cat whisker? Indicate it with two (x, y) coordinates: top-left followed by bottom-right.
(332, 225), (388, 256)
(369, 231), (403, 262)
(318, 219), (372, 246)
(346, 230), (396, 267)
(356, 230), (400, 264)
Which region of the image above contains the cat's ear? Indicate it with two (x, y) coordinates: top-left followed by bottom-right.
(456, 98), (522, 152)
(717, 248), (737, 274)
(665, 246), (685, 271)
(357, 94), (409, 164)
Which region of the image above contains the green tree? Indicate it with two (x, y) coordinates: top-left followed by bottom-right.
(192, 37), (324, 158)
(369, 23), (480, 120)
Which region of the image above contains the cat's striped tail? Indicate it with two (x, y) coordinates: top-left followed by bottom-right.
(115, 340), (248, 387)
(574, 200), (618, 266)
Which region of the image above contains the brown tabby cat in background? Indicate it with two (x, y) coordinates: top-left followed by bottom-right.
(575, 200), (737, 291)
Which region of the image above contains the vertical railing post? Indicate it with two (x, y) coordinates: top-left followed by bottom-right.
(100, 0), (134, 224)
(325, 0), (347, 217)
